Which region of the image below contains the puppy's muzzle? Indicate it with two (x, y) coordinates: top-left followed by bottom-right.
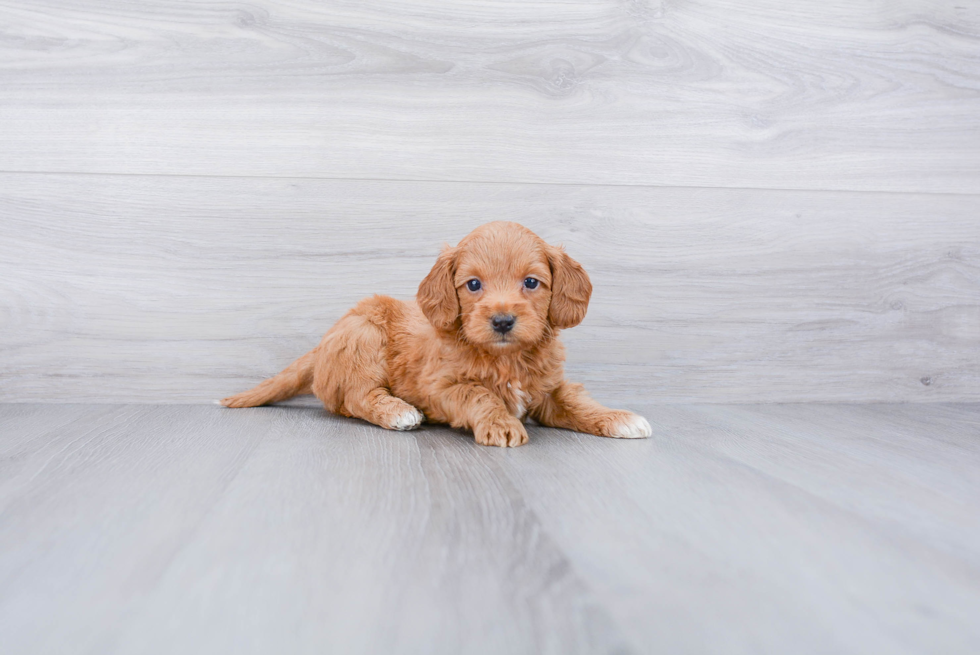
(491, 314), (516, 334)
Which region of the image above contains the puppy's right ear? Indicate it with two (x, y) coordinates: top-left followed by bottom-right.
(417, 246), (460, 331)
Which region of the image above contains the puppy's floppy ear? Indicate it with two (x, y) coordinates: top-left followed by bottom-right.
(547, 245), (592, 329)
(418, 246), (460, 331)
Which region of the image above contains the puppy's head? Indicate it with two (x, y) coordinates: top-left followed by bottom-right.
(417, 222), (591, 352)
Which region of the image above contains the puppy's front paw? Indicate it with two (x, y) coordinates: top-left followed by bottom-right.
(613, 413), (652, 439)
(593, 411), (652, 439)
(474, 417), (528, 448)
(389, 407), (424, 431)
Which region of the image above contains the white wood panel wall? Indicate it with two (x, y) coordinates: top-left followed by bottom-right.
(3, 0), (980, 192)
(1, 1), (978, 403)
(2, 173), (977, 403)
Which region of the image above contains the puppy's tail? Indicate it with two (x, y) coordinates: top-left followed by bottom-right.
(221, 349), (316, 408)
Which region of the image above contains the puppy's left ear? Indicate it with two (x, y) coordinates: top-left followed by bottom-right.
(547, 245), (592, 329)
(417, 246), (460, 331)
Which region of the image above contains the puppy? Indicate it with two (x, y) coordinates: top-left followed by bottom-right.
(222, 222), (651, 447)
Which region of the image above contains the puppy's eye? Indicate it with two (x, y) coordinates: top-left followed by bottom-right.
(466, 279), (482, 292)
(523, 277), (539, 290)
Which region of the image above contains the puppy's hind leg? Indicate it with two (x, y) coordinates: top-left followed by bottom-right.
(311, 307), (423, 431)
(531, 380), (651, 439)
(346, 388), (424, 431)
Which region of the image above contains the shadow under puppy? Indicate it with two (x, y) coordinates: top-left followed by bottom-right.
(223, 221), (651, 447)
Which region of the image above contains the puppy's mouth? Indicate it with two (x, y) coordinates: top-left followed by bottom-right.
(486, 331), (517, 348)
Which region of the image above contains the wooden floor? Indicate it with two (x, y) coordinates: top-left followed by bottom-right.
(1, 402), (978, 654)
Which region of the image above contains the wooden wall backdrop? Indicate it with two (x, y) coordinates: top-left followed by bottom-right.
(1, 1), (978, 403)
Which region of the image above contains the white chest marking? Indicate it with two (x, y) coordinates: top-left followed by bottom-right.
(506, 381), (530, 420)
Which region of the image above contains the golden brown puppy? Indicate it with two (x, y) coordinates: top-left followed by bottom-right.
(222, 222), (651, 447)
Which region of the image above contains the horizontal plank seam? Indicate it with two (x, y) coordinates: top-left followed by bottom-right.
(1, 169), (977, 199)
(2, 400), (977, 406)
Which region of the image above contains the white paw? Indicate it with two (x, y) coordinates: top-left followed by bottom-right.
(615, 414), (652, 439)
(390, 408), (424, 431)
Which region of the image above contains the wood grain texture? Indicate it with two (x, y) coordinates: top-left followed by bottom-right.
(1, 1), (979, 192)
(1, 403), (978, 654)
(1, 172), (978, 403)
(0, 405), (270, 653)
(500, 402), (980, 654)
(694, 403), (980, 567)
(0, 405), (630, 655)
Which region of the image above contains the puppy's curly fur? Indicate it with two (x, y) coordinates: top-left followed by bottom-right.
(222, 222), (651, 447)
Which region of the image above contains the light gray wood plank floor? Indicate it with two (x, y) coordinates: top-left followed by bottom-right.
(1, 402), (978, 654)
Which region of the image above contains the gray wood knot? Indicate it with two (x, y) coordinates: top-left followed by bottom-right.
(236, 11), (256, 28)
(551, 62), (578, 92)
(920, 376), (932, 386)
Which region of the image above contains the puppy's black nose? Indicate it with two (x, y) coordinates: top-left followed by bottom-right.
(491, 314), (516, 334)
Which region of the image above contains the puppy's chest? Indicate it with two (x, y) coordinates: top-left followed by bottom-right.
(493, 378), (532, 420)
